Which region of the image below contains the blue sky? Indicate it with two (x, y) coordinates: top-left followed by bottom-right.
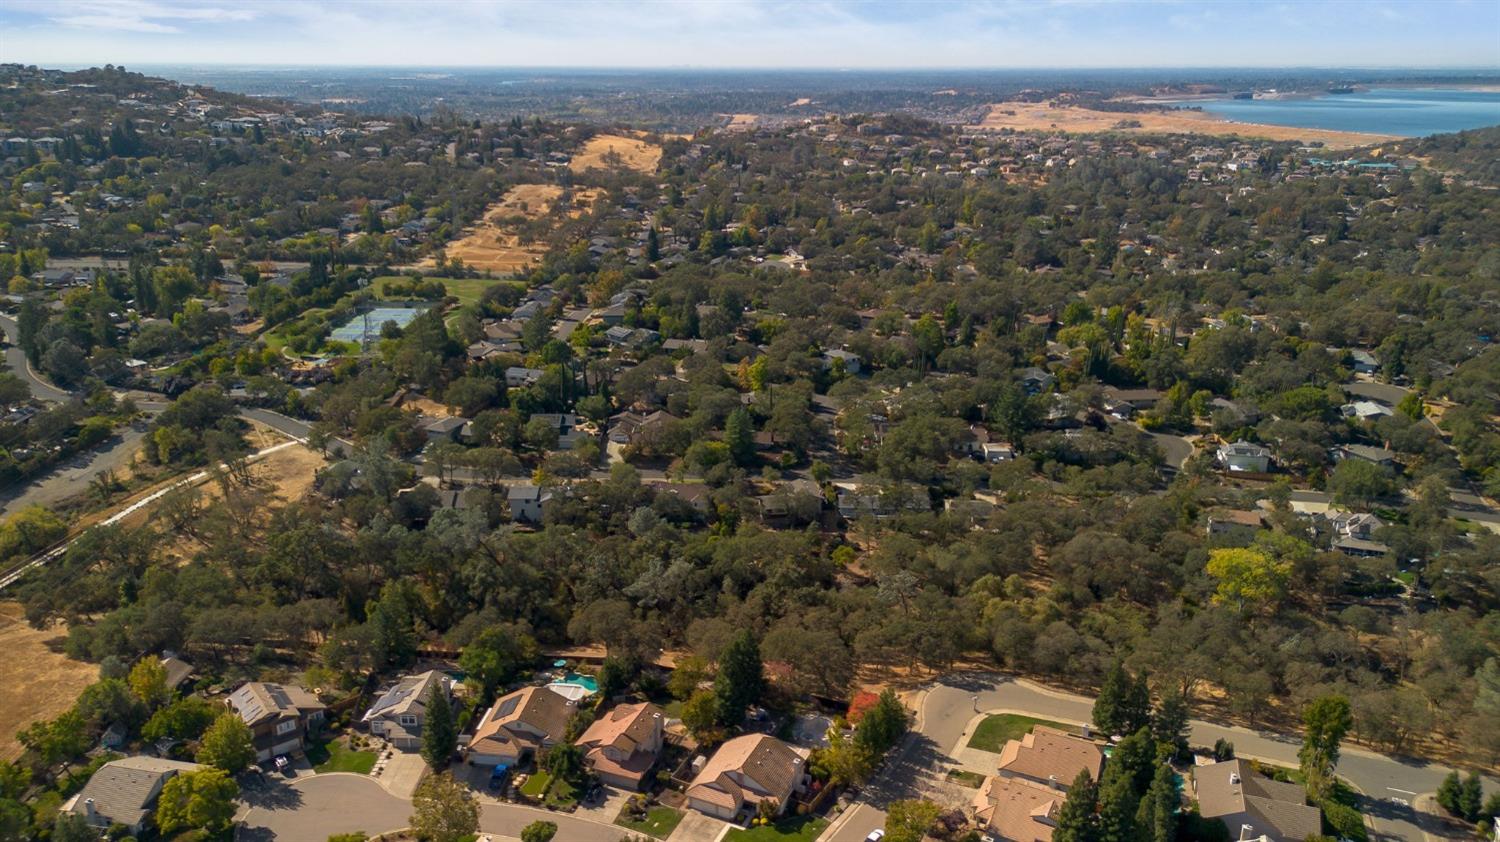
(1, 0), (1496, 69)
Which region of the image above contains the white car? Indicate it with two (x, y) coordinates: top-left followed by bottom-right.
(865, 831), (885, 842)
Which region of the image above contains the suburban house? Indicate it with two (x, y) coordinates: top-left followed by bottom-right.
(970, 774), (1066, 842)
(507, 484), (554, 524)
(1217, 441), (1272, 473)
(226, 682), (328, 761)
(574, 702), (665, 789)
(835, 482), (931, 520)
(1020, 367), (1056, 395)
(608, 409), (678, 446)
(981, 442), (1017, 463)
(1347, 349), (1380, 374)
(1193, 759), (1322, 842)
(423, 415), (469, 443)
(160, 654), (195, 691)
(62, 757), (201, 835)
(466, 685), (578, 767)
(505, 366), (545, 388)
(1207, 508), (1265, 539)
(530, 413), (587, 450)
(994, 726), (1103, 788)
(1340, 400), (1393, 421)
(820, 348), (862, 375)
(1331, 444), (1397, 467)
(1101, 387), (1164, 416)
(685, 733), (807, 821)
(362, 669), (451, 751)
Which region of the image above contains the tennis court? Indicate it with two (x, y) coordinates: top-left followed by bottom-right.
(330, 305), (428, 348)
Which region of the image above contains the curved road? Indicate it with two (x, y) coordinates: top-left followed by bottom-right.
(0, 315), (73, 402)
(237, 773), (622, 841)
(827, 672), (1485, 842)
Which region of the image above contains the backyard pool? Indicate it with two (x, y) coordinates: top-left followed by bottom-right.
(548, 671), (599, 700)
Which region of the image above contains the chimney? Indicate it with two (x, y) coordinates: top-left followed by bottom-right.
(1048, 774), (1060, 789)
(1229, 773), (1241, 785)
(1239, 824), (1255, 842)
(84, 798), (96, 819)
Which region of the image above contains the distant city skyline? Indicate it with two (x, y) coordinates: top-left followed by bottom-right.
(1, 0), (1497, 70)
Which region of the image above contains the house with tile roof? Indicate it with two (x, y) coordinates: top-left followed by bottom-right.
(971, 774), (1066, 842)
(994, 726), (1104, 790)
(1193, 759), (1322, 842)
(466, 685), (578, 767)
(61, 757), (201, 835)
(575, 702), (665, 789)
(362, 669), (451, 751)
(685, 733), (807, 821)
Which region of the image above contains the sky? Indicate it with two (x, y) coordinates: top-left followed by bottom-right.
(1, 0), (1497, 70)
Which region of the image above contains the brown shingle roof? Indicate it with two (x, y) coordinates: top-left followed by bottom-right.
(972, 775), (1063, 842)
(686, 734), (805, 814)
(467, 685), (577, 757)
(995, 727), (1103, 787)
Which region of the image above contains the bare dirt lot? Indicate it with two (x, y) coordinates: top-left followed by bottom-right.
(434, 183), (602, 274)
(972, 101), (1399, 149)
(0, 601), (96, 760)
(569, 134), (662, 174)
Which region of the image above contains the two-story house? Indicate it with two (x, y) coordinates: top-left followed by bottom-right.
(686, 733), (807, 821)
(226, 682), (327, 761)
(575, 702), (665, 790)
(466, 685), (577, 767)
(361, 670), (451, 751)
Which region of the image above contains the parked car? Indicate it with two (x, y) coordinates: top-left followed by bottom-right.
(865, 830), (885, 842)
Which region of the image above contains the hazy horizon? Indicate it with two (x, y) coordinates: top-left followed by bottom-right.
(3, 0), (1498, 70)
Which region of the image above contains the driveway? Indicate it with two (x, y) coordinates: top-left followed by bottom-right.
(237, 772), (626, 841)
(667, 808), (730, 842)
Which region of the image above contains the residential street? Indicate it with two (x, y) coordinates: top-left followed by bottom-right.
(236, 772), (624, 841)
(0, 314), (73, 402)
(822, 672), (1489, 842)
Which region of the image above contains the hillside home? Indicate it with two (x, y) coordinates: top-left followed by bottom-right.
(1193, 759), (1321, 842)
(1217, 441), (1272, 473)
(62, 757), (201, 835)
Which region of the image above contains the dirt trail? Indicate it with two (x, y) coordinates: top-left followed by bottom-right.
(434, 183), (602, 274)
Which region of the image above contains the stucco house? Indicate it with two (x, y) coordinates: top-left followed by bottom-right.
(466, 685), (577, 767)
(575, 702), (665, 789)
(685, 734), (807, 821)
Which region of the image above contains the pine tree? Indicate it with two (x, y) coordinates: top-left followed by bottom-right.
(1298, 695), (1352, 801)
(1151, 691), (1191, 761)
(1134, 764), (1179, 842)
(1458, 771), (1484, 822)
(853, 689), (908, 755)
(1054, 769), (1101, 842)
(1122, 671), (1152, 735)
(714, 630), (764, 726)
(1094, 663), (1126, 736)
(725, 408), (755, 467)
(1098, 772), (1137, 842)
(421, 681), (456, 771)
(1436, 771), (1463, 817)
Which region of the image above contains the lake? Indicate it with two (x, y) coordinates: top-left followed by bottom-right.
(1192, 88), (1500, 138)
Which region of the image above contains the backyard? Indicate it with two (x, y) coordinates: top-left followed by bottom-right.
(614, 804), (685, 839)
(967, 714), (1073, 753)
(519, 770), (577, 808)
(723, 815), (829, 842)
(308, 737), (377, 774)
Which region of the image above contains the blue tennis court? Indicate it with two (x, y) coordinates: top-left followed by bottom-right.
(330, 305), (427, 348)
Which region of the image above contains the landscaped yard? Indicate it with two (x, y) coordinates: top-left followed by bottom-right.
(724, 815), (829, 842)
(946, 769), (987, 788)
(308, 738), (377, 774)
(371, 276), (507, 307)
(615, 804), (685, 839)
(519, 770), (577, 808)
(967, 714), (1073, 753)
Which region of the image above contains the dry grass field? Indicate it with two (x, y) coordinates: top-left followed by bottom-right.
(433, 183), (603, 274)
(0, 602), (96, 760)
(721, 114), (759, 131)
(569, 134), (662, 174)
(972, 101), (1399, 150)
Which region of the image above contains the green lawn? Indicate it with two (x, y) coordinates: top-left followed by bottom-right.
(519, 770), (577, 808)
(615, 805), (685, 839)
(371, 276), (511, 307)
(724, 816), (829, 842)
(946, 769), (987, 788)
(308, 739), (377, 774)
(967, 714), (1074, 753)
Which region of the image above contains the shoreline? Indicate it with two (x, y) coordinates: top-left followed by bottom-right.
(970, 100), (1401, 149)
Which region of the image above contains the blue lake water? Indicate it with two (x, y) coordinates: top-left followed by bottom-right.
(1192, 88), (1500, 138)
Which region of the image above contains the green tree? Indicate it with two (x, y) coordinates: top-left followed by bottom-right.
(1054, 770), (1101, 842)
(1298, 695), (1352, 801)
(155, 768), (238, 835)
(725, 408), (755, 467)
(521, 820), (559, 842)
(885, 799), (942, 842)
(51, 811), (95, 842)
(819, 726), (875, 786)
(681, 689), (724, 743)
(196, 711), (256, 774)
(1151, 691), (1191, 760)
(714, 630), (764, 726)
(544, 742), (584, 784)
(1437, 771), (1463, 817)
(409, 773), (479, 842)
(143, 694), (220, 742)
(128, 655), (171, 710)
(1206, 547), (1291, 611)
(1093, 662), (1150, 737)
(853, 689), (908, 755)
(1098, 771), (1138, 842)
(1134, 764), (1180, 842)
(1328, 459), (1396, 509)
(459, 625), (538, 701)
(422, 681), (456, 771)
(1458, 771), (1484, 822)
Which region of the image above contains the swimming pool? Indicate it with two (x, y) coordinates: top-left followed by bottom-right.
(548, 671), (599, 699)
